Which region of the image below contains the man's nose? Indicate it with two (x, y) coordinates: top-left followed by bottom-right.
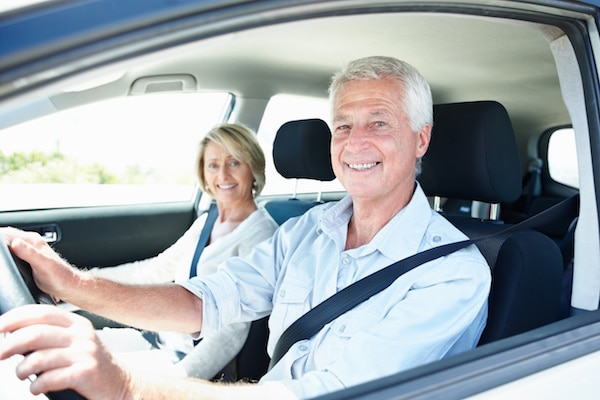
(345, 125), (369, 150)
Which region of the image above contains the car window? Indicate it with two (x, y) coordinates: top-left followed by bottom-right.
(0, 0), (50, 12)
(257, 94), (345, 196)
(0, 92), (232, 211)
(547, 127), (578, 188)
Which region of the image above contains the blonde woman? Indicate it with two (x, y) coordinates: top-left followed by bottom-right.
(91, 123), (278, 379)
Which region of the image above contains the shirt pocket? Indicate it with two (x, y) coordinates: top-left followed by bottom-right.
(270, 277), (313, 335)
(329, 310), (379, 340)
(314, 310), (380, 367)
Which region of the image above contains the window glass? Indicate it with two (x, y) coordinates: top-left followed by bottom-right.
(547, 127), (578, 188)
(0, 92), (232, 211)
(257, 94), (345, 196)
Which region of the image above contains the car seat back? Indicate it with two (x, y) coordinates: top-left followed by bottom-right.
(420, 101), (564, 344)
(264, 118), (336, 225)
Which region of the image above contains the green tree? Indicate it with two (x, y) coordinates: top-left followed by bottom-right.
(0, 150), (149, 184)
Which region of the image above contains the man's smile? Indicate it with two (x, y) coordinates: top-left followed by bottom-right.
(347, 162), (379, 171)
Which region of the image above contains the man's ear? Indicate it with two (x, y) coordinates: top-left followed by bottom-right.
(416, 123), (432, 157)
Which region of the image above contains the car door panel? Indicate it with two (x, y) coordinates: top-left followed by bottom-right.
(0, 202), (196, 269)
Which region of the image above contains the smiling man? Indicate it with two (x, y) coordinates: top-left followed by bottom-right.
(0, 56), (491, 400)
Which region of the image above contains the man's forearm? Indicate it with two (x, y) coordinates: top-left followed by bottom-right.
(3, 227), (202, 334)
(126, 373), (296, 400)
(62, 274), (203, 334)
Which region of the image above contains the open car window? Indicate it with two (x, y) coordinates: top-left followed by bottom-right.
(257, 94), (345, 196)
(0, 92), (232, 211)
(547, 127), (578, 189)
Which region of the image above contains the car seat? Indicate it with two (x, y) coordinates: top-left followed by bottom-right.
(420, 100), (564, 345)
(233, 119), (336, 381)
(264, 118), (336, 225)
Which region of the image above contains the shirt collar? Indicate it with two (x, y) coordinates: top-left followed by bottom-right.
(318, 183), (433, 261)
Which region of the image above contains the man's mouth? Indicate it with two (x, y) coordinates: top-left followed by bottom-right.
(347, 162), (379, 171)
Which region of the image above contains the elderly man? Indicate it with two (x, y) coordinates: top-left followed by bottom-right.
(0, 56), (490, 400)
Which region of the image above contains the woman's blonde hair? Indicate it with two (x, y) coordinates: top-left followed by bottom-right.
(197, 123), (266, 198)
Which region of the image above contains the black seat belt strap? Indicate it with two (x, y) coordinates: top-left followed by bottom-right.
(269, 194), (579, 368)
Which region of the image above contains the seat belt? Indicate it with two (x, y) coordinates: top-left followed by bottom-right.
(189, 203), (218, 278)
(269, 194), (579, 368)
(523, 157), (543, 213)
(142, 204), (218, 351)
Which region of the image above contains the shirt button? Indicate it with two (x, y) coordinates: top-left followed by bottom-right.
(299, 344), (308, 351)
(279, 289), (286, 298)
(342, 257), (350, 265)
(339, 324), (346, 333)
(432, 235), (442, 243)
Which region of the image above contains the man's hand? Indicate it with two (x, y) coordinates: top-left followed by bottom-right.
(0, 304), (132, 399)
(1, 227), (80, 301)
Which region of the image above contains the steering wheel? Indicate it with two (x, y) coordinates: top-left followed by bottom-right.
(0, 235), (84, 400)
(0, 235), (49, 313)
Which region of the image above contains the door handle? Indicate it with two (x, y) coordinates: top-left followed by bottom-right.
(24, 224), (61, 243)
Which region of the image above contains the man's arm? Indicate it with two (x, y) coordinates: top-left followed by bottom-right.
(1, 227), (202, 334)
(0, 305), (296, 400)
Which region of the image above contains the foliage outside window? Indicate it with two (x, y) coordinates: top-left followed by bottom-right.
(0, 92), (232, 211)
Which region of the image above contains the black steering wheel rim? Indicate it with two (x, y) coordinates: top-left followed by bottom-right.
(0, 234), (37, 314)
(0, 234), (86, 400)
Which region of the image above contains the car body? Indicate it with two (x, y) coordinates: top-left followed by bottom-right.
(1, 0), (600, 398)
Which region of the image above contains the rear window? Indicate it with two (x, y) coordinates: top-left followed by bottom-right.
(0, 92), (232, 211)
(547, 127), (578, 188)
(257, 94), (345, 196)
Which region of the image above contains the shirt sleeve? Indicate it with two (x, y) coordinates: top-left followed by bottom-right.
(179, 215), (292, 332)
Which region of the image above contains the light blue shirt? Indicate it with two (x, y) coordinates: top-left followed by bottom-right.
(180, 184), (491, 399)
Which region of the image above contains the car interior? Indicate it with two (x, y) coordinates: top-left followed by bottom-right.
(232, 102), (575, 380)
(1, 1), (599, 398)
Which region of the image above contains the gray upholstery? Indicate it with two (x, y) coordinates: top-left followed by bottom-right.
(420, 101), (563, 345)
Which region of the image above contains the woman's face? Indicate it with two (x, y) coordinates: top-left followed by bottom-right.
(203, 141), (255, 207)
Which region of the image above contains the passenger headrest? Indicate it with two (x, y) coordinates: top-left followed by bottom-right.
(420, 101), (521, 204)
(273, 118), (336, 181)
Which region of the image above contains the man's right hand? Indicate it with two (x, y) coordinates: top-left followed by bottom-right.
(1, 227), (81, 302)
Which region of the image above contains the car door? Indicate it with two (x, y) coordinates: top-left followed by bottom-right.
(0, 90), (232, 270)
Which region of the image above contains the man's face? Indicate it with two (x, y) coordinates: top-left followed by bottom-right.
(330, 77), (430, 205)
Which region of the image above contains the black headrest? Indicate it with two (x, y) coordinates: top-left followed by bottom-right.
(272, 118), (336, 181)
(420, 101), (521, 204)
